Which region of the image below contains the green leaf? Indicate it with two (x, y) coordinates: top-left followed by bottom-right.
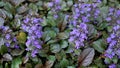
(11, 57), (22, 68)
(112, 57), (118, 64)
(25, 63), (32, 68)
(0, 38), (4, 48)
(94, 58), (106, 68)
(9, 0), (25, 6)
(47, 16), (56, 26)
(48, 31), (56, 39)
(0, 17), (4, 27)
(50, 43), (61, 53)
(43, 30), (56, 42)
(65, 46), (74, 53)
(41, 17), (47, 26)
(5, 63), (9, 68)
(48, 55), (56, 62)
(92, 39), (107, 53)
(74, 49), (81, 55)
(61, 1), (69, 11)
(100, 6), (109, 18)
(16, 32), (27, 44)
(4, 10), (13, 19)
(0, 9), (6, 18)
(88, 24), (97, 39)
(97, 22), (108, 30)
(47, 39), (58, 45)
(43, 31), (51, 42)
(0, 1), (5, 7)
(11, 49), (24, 56)
(44, 61), (54, 68)
(57, 32), (69, 39)
(107, 26), (113, 32)
(0, 45), (7, 55)
(29, 3), (38, 11)
(60, 58), (69, 68)
(67, 66), (75, 68)
(0, 64), (3, 68)
(31, 57), (39, 64)
(17, 5), (28, 14)
(4, 2), (15, 13)
(60, 40), (68, 48)
(67, 0), (73, 7)
(104, 58), (111, 64)
(103, 0), (107, 5)
(36, 1), (43, 10)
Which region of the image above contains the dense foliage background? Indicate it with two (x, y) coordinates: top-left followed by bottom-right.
(0, 0), (120, 68)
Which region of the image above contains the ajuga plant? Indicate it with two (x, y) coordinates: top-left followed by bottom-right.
(21, 16), (43, 57)
(0, 0), (120, 68)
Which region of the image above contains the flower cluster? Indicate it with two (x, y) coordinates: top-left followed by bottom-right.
(71, 1), (101, 26)
(69, 1), (101, 49)
(109, 64), (116, 68)
(21, 16), (43, 57)
(47, 0), (62, 19)
(105, 23), (120, 58)
(0, 26), (19, 49)
(104, 8), (120, 67)
(69, 23), (88, 49)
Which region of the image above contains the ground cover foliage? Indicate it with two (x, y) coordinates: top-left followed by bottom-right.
(0, 0), (120, 68)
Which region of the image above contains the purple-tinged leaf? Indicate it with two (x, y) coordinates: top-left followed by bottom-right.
(3, 53), (12, 61)
(78, 48), (95, 67)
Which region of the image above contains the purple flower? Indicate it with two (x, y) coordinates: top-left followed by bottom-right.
(116, 49), (120, 58)
(86, 14), (90, 17)
(23, 17), (30, 23)
(113, 25), (120, 31)
(81, 33), (87, 39)
(109, 40), (117, 48)
(13, 37), (17, 42)
(116, 10), (120, 16)
(92, 3), (97, 8)
(35, 44), (41, 49)
(68, 37), (74, 42)
(109, 64), (116, 68)
(75, 8), (79, 13)
(80, 23), (87, 30)
(94, 9), (100, 16)
(105, 48), (115, 59)
(110, 34), (116, 39)
(31, 26), (37, 31)
(33, 40), (39, 45)
(82, 16), (89, 23)
(33, 18), (40, 23)
(31, 49), (38, 57)
(97, 0), (101, 2)
(48, 2), (53, 7)
(14, 44), (19, 49)
(5, 42), (10, 47)
(106, 17), (111, 21)
(54, 14), (58, 19)
(117, 20), (120, 24)
(75, 40), (80, 49)
(72, 20), (77, 26)
(26, 40), (31, 47)
(86, 7), (91, 12)
(5, 34), (11, 40)
(107, 37), (112, 43)
(109, 8), (114, 12)
(55, 0), (60, 4)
